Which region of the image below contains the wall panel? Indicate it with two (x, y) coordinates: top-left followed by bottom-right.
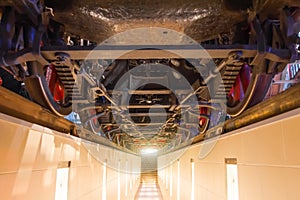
(0, 113), (141, 200)
(158, 108), (300, 200)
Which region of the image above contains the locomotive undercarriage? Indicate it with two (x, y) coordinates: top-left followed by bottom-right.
(0, 1), (299, 151)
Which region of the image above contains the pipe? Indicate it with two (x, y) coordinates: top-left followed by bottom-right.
(189, 83), (300, 145)
(224, 83), (300, 132)
(84, 111), (106, 126)
(107, 128), (120, 141)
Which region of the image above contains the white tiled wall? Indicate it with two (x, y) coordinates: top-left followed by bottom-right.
(0, 114), (141, 200)
(158, 108), (300, 200)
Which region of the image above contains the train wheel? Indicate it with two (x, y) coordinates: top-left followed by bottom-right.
(0, 5), (72, 116)
(226, 63), (273, 117)
(25, 63), (72, 116)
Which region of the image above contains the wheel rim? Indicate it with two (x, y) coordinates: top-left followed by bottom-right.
(226, 63), (273, 117)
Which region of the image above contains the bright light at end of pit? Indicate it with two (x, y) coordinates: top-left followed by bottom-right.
(140, 148), (158, 155)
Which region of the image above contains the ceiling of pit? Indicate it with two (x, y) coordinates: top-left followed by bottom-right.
(44, 0), (299, 151)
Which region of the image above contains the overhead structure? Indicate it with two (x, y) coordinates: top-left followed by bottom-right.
(0, 0), (300, 152)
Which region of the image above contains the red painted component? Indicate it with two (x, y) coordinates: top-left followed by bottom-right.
(240, 64), (251, 91)
(199, 107), (207, 126)
(228, 64), (251, 102)
(229, 75), (243, 102)
(0, 77), (2, 86)
(45, 64), (65, 102)
(53, 81), (64, 102)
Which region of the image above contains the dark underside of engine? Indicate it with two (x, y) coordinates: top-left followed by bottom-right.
(0, 0), (300, 152)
